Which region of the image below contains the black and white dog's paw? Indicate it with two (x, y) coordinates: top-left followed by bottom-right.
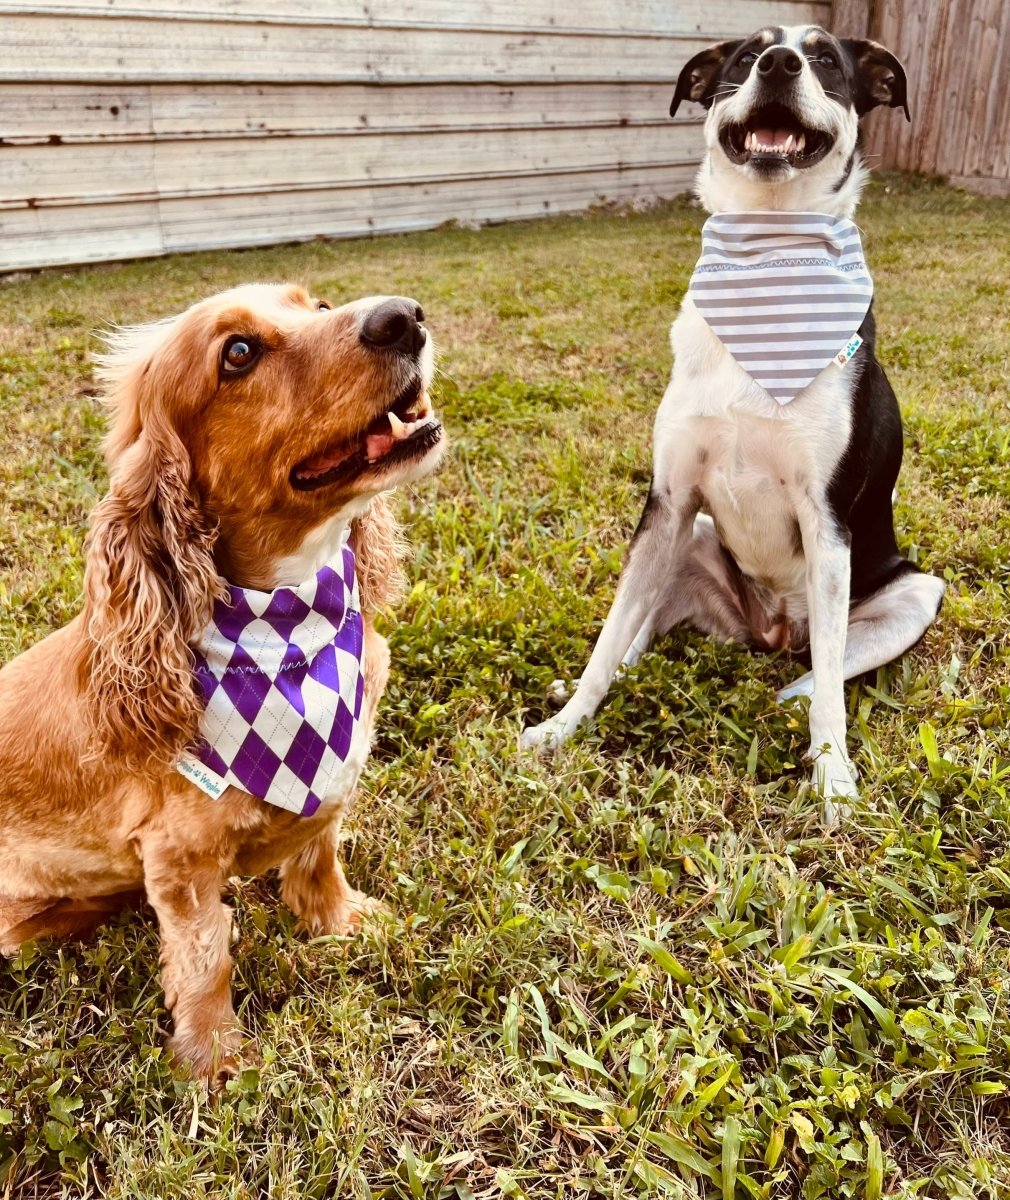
(520, 713), (582, 753)
(777, 671), (815, 703)
(809, 745), (859, 824)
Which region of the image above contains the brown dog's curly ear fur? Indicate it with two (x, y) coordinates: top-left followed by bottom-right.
(82, 326), (224, 773)
(351, 493), (406, 617)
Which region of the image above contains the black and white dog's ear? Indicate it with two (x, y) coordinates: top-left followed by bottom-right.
(670, 40), (743, 117)
(841, 38), (910, 122)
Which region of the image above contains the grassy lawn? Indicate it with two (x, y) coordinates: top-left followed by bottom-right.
(1, 174), (1009, 1200)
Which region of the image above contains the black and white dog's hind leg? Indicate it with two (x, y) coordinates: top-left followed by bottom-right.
(778, 569), (946, 702)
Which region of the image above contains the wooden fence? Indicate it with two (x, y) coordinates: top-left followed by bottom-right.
(1, 0), (830, 270)
(830, 0), (1010, 195)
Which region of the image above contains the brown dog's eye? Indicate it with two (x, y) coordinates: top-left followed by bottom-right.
(221, 335), (261, 375)
(317, 300), (331, 311)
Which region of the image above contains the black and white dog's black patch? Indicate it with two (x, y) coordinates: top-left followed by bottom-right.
(523, 25), (944, 815)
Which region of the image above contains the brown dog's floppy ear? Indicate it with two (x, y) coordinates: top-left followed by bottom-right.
(670, 40), (743, 117)
(841, 38), (910, 121)
(350, 493), (406, 617)
(82, 330), (224, 773)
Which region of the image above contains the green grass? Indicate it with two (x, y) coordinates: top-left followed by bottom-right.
(2, 174), (1009, 1199)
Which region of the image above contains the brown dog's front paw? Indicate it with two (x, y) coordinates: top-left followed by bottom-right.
(315, 888), (390, 937)
(168, 1026), (243, 1093)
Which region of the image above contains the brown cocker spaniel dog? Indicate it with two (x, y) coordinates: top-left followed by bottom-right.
(0, 283), (445, 1085)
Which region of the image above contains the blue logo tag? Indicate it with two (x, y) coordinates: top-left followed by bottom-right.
(834, 333), (863, 367)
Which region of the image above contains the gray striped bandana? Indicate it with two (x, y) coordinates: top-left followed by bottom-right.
(687, 211), (873, 405)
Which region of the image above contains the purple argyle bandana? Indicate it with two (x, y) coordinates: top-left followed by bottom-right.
(177, 538), (365, 817)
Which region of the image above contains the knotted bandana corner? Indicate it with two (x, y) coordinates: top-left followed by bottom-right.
(687, 211), (874, 405)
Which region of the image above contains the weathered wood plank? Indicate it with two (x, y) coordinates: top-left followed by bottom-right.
(159, 163), (700, 252)
(859, 0), (1010, 190)
(917, 0), (963, 177)
(0, 17), (725, 84)
(1, 122), (704, 205)
(935, 0), (987, 178)
(960, 0), (1008, 179)
(0, 81), (689, 141)
(946, 174), (1010, 198)
(0, 162), (698, 269)
(987, 1), (1010, 180)
(0, 198), (164, 268)
(827, 0), (870, 37)
(0, 0), (832, 38)
(0, 84), (154, 139)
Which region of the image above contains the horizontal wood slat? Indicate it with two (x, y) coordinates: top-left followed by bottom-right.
(2, 123), (702, 206)
(0, 18), (716, 84)
(0, 163), (698, 268)
(0, 1), (830, 38)
(0, 82), (681, 142)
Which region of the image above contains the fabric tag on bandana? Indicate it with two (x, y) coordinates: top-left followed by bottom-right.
(178, 534), (365, 817)
(834, 332), (863, 367)
(687, 211), (874, 405)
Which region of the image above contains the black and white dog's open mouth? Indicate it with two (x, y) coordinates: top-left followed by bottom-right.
(719, 103), (834, 169)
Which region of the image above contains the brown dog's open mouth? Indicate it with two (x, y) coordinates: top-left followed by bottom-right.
(720, 103), (833, 169)
(290, 379), (443, 491)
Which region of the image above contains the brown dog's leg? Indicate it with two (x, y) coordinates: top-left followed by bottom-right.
(1, 896), (56, 955)
(141, 843), (239, 1086)
(280, 824), (381, 936)
(1, 891), (143, 953)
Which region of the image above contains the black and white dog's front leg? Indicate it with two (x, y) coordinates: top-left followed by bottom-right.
(796, 496), (859, 811)
(521, 480), (700, 751)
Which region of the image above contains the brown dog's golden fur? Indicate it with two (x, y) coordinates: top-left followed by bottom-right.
(0, 284), (443, 1086)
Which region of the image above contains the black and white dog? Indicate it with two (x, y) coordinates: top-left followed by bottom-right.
(522, 26), (944, 811)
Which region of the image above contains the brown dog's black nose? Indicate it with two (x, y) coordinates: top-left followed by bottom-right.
(360, 297), (426, 355)
(757, 46), (803, 81)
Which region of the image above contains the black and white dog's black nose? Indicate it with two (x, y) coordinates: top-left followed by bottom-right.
(757, 46), (804, 83)
(360, 297), (426, 355)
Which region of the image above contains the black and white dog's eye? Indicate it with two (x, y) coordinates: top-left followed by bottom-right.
(817, 51), (839, 68)
(738, 51), (758, 66)
(221, 335), (261, 374)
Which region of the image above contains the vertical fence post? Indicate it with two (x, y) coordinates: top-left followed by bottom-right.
(829, 0), (872, 36)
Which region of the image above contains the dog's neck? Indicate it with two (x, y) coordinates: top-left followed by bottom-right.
(212, 508), (362, 592)
(696, 150), (868, 221)
(264, 514), (351, 588)
(267, 496), (377, 587)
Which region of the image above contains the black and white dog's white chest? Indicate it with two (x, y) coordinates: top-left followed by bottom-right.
(657, 297), (857, 606)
